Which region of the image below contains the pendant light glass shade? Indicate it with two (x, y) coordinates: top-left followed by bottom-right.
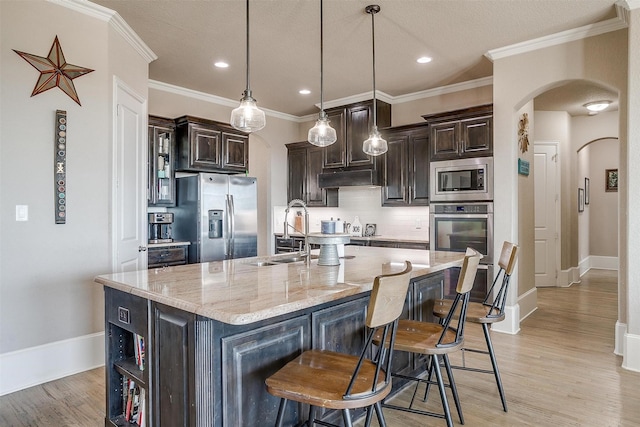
(308, 0), (337, 146)
(362, 125), (387, 156)
(231, 90), (265, 132)
(308, 111), (337, 146)
(363, 4), (387, 156)
(231, 0), (265, 133)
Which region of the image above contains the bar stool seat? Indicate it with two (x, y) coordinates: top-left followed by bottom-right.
(433, 241), (518, 413)
(375, 248), (482, 427)
(266, 261), (413, 427)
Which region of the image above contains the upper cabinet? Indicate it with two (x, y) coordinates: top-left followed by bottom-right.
(381, 124), (430, 206)
(287, 141), (338, 207)
(422, 104), (493, 161)
(175, 115), (249, 173)
(322, 100), (391, 170)
(148, 115), (176, 207)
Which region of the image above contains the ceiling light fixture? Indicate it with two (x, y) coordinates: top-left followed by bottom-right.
(214, 61), (229, 68)
(299, 89), (311, 95)
(230, 0), (265, 133)
(417, 56), (432, 64)
(362, 4), (387, 156)
(584, 100), (611, 112)
(308, 0), (337, 147)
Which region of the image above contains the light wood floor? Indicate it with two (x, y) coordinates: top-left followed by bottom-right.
(1, 269), (639, 426)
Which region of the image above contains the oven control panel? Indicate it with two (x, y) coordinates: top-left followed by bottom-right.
(431, 203), (492, 214)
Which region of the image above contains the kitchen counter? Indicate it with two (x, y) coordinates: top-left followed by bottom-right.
(274, 232), (429, 244)
(95, 246), (461, 325)
(98, 246), (464, 426)
(147, 240), (191, 248)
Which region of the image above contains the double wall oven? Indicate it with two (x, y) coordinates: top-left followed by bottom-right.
(429, 157), (494, 301)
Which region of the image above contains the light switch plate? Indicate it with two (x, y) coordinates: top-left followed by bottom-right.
(16, 205), (28, 221)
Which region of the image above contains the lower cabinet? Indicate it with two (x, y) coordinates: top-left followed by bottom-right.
(148, 245), (188, 268)
(104, 272), (443, 427)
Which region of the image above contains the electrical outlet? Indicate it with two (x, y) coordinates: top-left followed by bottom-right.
(415, 218), (422, 229)
(16, 205), (28, 221)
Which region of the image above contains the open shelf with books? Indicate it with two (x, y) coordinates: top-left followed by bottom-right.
(105, 288), (149, 427)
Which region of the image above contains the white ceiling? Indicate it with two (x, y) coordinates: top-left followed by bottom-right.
(90, 0), (621, 118)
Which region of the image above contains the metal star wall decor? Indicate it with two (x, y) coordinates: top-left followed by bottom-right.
(13, 36), (94, 106)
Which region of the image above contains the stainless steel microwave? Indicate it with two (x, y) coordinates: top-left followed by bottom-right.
(429, 157), (494, 202)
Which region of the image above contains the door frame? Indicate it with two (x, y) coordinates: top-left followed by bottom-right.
(534, 141), (561, 286)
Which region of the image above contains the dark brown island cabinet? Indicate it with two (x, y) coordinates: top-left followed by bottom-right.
(99, 250), (456, 426)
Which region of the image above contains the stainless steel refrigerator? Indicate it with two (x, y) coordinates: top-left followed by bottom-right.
(170, 173), (257, 263)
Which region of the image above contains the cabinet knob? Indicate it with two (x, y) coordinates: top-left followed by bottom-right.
(138, 246), (147, 252)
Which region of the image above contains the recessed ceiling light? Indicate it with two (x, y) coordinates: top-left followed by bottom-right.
(416, 56), (432, 64)
(299, 89), (311, 95)
(584, 100), (611, 112)
(214, 61), (229, 68)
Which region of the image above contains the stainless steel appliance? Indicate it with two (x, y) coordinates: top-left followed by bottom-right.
(430, 157), (493, 202)
(430, 202), (493, 301)
(170, 173), (257, 263)
(148, 212), (173, 243)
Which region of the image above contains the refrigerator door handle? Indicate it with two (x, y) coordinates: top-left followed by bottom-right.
(224, 194), (230, 258)
(228, 194), (235, 258)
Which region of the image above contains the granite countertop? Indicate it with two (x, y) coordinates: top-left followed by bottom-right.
(274, 233), (429, 244)
(94, 246), (463, 326)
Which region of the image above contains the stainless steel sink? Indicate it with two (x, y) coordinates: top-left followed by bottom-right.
(273, 254), (318, 263)
(245, 254), (319, 266)
(247, 261), (278, 267)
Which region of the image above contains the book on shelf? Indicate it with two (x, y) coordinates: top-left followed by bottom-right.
(124, 379), (136, 421)
(134, 334), (145, 370)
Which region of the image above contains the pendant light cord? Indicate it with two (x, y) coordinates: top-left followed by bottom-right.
(370, 6), (377, 128)
(320, 0), (324, 113)
(245, 0), (251, 94)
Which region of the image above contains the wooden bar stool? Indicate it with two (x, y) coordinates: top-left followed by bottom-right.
(376, 249), (482, 427)
(265, 261), (413, 427)
(433, 241), (519, 412)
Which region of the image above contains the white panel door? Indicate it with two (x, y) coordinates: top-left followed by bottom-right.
(534, 143), (558, 287)
(113, 79), (148, 272)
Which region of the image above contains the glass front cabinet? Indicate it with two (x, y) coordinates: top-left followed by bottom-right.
(148, 115), (176, 207)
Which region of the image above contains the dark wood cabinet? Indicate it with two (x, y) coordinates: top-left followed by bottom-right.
(369, 240), (428, 250)
(152, 303), (196, 427)
(148, 245), (188, 269)
(382, 124), (430, 206)
(148, 116), (176, 207)
(287, 141), (338, 207)
(423, 104), (493, 161)
(322, 100), (391, 170)
(312, 298), (369, 356)
(175, 116), (248, 173)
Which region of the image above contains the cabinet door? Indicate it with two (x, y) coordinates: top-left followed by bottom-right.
(287, 148), (307, 203)
(306, 146), (325, 206)
(149, 118), (176, 207)
(222, 132), (248, 172)
(322, 108), (346, 169)
(460, 115), (492, 156)
(382, 132), (408, 206)
(346, 104), (375, 167)
(152, 303), (195, 427)
(190, 124), (222, 169)
(430, 121), (459, 161)
(312, 297), (368, 356)
(412, 274), (443, 369)
(222, 316), (309, 427)
(408, 132), (430, 205)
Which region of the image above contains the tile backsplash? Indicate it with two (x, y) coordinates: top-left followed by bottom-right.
(274, 186), (429, 240)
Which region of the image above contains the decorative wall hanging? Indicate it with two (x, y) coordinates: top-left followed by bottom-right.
(584, 177), (590, 205)
(13, 36), (94, 106)
(54, 110), (67, 224)
(518, 113), (529, 153)
(578, 188), (584, 212)
(605, 169), (618, 192)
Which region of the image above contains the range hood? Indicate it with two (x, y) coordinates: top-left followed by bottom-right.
(319, 169), (382, 188)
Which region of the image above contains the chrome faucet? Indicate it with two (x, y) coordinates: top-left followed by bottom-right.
(284, 199), (310, 264)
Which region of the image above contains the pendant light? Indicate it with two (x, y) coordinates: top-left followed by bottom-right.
(362, 4), (387, 156)
(308, 0), (337, 146)
(230, 0), (266, 133)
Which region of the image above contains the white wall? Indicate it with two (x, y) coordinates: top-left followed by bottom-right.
(0, 0), (151, 394)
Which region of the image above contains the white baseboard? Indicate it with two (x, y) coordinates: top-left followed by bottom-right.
(622, 332), (640, 372)
(0, 332), (105, 396)
(557, 266), (581, 287)
(615, 321), (627, 356)
(579, 255), (619, 276)
(491, 303), (520, 335)
(518, 286), (538, 322)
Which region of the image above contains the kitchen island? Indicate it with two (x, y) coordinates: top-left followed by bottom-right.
(95, 246), (464, 427)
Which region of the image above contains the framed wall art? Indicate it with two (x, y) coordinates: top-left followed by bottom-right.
(605, 169), (618, 192)
(578, 188), (585, 212)
(584, 177), (590, 205)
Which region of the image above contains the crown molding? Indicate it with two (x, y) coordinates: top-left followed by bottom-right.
(48, 0), (157, 63)
(149, 80), (303, 123)
(485, 17), (627, 61)
(391, 77), (493, 104)
(616, 0), (640, 24)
